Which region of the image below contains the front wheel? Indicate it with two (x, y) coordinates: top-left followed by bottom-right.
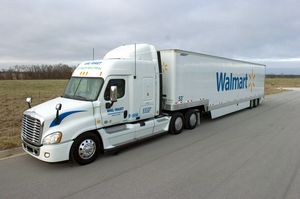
(71, 133), (100, 165)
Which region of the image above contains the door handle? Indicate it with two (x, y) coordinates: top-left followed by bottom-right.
(123, 110), (128, 119)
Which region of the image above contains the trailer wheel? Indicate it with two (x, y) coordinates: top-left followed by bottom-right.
(169, 112), (184, 135)
(71, 132), (100, 165)
(184, 109), (198, 129)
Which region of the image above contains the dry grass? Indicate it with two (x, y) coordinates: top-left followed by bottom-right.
(0, 80), (67, 150)
(0, 77), (300, 150)
(265, 77), (300, 95)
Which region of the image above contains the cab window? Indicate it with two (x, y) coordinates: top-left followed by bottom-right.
(104, 79), (125, 100)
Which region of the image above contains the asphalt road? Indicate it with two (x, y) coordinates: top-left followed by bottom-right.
(1, 91), (300, 199)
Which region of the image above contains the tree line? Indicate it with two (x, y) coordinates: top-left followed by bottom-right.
(266, 74), (300, 78)
(1, 65), (299, 80)
(0, 64), (75, 80)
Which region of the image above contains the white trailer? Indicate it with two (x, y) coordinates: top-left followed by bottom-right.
(160, 49), (265, 119)
(21, 44), (265, 165)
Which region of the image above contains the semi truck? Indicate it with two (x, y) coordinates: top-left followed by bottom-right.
(21, 44), (265, 165)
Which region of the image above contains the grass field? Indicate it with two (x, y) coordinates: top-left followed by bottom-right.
(265, 77), (300, 95)
(0, 78), (300, 150)
(0, 80), (67, 150)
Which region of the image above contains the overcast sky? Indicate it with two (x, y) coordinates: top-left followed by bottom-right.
(1, 0), (299, 73)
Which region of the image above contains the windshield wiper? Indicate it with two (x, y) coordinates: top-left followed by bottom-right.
(73, 95), (88, 100)
(63, 94), (71, 98)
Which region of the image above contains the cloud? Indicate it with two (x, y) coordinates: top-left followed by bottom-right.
(0, 0), (299, 73)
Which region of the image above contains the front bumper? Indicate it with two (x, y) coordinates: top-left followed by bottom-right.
(22, 140), (73, 163)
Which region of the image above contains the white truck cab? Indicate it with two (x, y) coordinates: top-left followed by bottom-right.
(21, 44), (265, 165)
(22, 44), (170, 164)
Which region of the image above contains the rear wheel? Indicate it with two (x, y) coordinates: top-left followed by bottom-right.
(184, 109), (198, 129)
(71, 132), (100, 165)
(169, 112), (184, 135)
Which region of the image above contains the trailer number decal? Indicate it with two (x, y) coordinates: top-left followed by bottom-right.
(178, 96), (183, 102)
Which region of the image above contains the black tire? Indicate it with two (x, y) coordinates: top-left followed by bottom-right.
(71, 132), (101, 165)
(184, 109), (198, 129)
(169, 112), (184, 135)
(256, 98), (260, 106)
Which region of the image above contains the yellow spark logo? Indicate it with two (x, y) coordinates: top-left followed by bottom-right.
(162, 62), (168, 73)
(248, 69), (255, 92)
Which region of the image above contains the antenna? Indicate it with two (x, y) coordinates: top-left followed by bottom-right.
(134, 44), (137, 79)
(92, 48), (95, 60)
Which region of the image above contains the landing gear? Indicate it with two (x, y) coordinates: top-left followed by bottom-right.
(250, 98), (260, 108)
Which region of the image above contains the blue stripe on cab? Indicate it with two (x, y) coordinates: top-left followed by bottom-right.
(49, 110), (85, 128)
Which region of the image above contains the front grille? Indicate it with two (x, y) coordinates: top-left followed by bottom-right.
(22, 114), (42, 145)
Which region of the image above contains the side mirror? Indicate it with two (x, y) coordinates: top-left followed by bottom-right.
(55, 103), (62, 123)
(106, 86), (118, 109)
(26, 97), (32, 108)
(110, 86), (118, 102)
(56, 103), (62, 111)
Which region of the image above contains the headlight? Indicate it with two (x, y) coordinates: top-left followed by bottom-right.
(43, 132), (62, 145)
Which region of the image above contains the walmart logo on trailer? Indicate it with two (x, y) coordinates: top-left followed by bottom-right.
(216, 72), (248, 92)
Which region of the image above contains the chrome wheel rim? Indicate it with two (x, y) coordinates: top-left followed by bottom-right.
(175, 117), (183, 131)
(78, 139), (96, 160)
(189, 113), (197, 127)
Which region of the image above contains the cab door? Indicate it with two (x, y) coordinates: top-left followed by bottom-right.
(100, 76), (129, 127)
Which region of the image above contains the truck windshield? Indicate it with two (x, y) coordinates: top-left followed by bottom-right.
(63, 77), (104, 101)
